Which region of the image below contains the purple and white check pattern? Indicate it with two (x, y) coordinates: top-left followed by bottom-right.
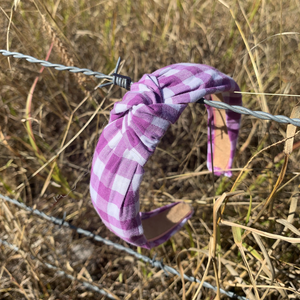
(90, 63), (242, 249)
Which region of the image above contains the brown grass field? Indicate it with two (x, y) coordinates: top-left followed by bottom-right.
(1, 0), (300, 299)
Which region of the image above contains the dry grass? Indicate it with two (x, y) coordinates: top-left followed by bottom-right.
(1, 0), (300, 299)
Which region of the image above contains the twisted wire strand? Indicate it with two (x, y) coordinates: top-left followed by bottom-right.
(0, 50), (132, 90)
(197, 98), (300, 126)
(0, 238), (116, 299)
(0, 193), (247, 300)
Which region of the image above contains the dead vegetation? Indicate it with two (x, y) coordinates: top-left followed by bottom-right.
(1, 0), (300, 299)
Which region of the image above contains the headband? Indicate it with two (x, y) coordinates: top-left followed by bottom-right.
(90, 63), (242, 249)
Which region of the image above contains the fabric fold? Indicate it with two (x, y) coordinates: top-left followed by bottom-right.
(90, 63), (242, 249)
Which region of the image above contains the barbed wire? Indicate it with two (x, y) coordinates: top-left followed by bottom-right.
(0, 50), (132, 90)
(0, 193), (247, 300)
(3, 49), (297, 299)
(0, 238), (116, 299)
(1, 50), (300, 127)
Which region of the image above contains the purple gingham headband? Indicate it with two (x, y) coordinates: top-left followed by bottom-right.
(90, 63), (242, 249)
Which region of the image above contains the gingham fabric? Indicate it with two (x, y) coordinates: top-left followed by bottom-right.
(90, 63), (242, 249)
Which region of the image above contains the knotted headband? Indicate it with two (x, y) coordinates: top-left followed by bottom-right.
(90, 63), (242, 249)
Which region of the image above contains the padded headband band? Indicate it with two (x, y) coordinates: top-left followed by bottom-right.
(90, 63), (242, 249)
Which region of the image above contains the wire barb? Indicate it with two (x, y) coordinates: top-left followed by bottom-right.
(97, 57), (132, 90)
(112, 73), (132, 90)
